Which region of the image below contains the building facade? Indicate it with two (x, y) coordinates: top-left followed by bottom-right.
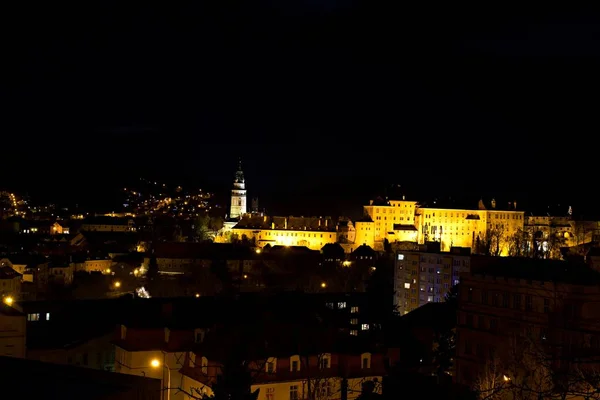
(363, 197), (525, 255)
(455, 257), (600, 392)
(0, 303), (26, 358)
(231, 216), (339, 251)
(363, 198), (418, 250)
(180, 350), (387, 400)
(394, 245), (470, 315)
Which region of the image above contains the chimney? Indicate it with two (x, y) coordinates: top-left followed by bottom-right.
(271, 222), (275, 230)
(325, 219), (328, 228)
(284, 218), (288, 230)
(491, 199), (497, 209)
(318, 218), (322, 227)
(514, 201), (517, 210)
(369, 200), (373, 205)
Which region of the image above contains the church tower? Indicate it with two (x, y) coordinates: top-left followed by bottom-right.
(229, 159), (247, 219)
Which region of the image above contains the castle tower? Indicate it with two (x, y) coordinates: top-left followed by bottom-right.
(229, 158), (247, 219)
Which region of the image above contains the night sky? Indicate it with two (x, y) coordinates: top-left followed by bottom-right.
(2, 4), (599, 216)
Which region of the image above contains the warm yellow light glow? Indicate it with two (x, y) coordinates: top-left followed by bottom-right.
(195, 293), (200, 298)
(503, 375), (511, 382)
(106, 268), (111, 274)
(151, 359), (160, 368)
(243, 274), (248, 279)
(342, 261), (351, 267)
(3, 296), (13, 305)
(320, 282), (326, 288)
(114, 281), (121, 288)
(255, 248), (261, 254)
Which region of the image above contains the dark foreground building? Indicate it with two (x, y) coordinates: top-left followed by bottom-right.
(0, 355), (161, 400)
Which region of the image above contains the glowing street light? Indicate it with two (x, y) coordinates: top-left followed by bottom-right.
(114, 281), (121, 288)
(321, 282), (327, 288)
(195, 293), (200, 298)
(151, 357), (171, 400)
(3, 296), (14, 306)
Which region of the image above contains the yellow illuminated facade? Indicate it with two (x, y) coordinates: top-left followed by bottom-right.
(351, 220), (376, 251)
(415, 207), (524, 255)
(363, 199), (419, 250)
(364, 197), (524, 256)
(232, 216), (338, 251)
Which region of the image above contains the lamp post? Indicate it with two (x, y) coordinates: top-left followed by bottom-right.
(151, 355), (171, 400)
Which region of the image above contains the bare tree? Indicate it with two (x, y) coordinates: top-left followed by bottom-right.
(300, 353), (337, 400)
(472, 331), (600, 400)
(472, 357), (511, 400)
(507, 228), (527, 257)
(476, 226), (506, 256)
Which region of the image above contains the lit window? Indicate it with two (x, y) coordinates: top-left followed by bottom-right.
(290, 385), (299, 400)
(27, 313), (40, 322)
(404, 283), (410, 289)
(350, 330), (358, 336)
(46, 313), (50, 321)
(361, 324), (369, 331)
(351, 318), (358, 325)
(338, 302), (346, 309)
(350, 306), (359, 313)
(397, 254), (404, 260)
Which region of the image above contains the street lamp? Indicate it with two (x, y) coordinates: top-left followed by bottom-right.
(114, 281), (121, 288)
(151, 356), (171, 400)
(321, 282), (327, 288)
(3, 296), (13, 306)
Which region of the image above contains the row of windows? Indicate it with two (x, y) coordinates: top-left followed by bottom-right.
(466, 289), (551, 313)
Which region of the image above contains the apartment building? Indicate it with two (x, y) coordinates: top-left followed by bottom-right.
(394, 244), (470, 315)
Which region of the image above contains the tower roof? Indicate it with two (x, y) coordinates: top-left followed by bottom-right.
(234, 158), (245, 184)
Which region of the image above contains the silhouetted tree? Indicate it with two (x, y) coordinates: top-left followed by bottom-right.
(147, 253), (159, 280)
(196, 214), (211, 241)
(432, 284), (459, 377)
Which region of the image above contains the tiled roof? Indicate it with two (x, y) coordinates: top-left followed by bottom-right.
(0, 303), (24, 316)
(153, 242), (254, 259)
(0, 265), (21, 280)
(470, 256), (600, 286)
(82, 216), (132, 225)
(234, 215), (337, 232)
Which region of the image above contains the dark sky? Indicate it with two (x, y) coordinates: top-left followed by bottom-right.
(2, 4), (599, 216)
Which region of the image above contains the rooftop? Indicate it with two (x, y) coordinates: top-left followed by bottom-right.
(470, 256), (600, 286)
(0, 356), (160, 400)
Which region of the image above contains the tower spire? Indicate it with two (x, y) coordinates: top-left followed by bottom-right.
(230, 159), (247, 220)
